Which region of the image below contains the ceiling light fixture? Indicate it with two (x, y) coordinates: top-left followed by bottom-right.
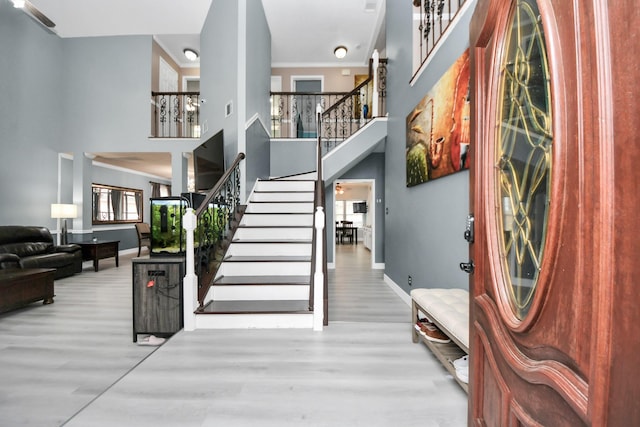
(12, 0), (25, 8)
(334, 46), (348, 59)
(183, 48), (199, 61)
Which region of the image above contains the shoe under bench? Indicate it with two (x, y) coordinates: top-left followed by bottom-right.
(410, 288), (470, 393)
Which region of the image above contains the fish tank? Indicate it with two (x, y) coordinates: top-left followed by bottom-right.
(149, 194), (227, 257)
(150, 197), (187, 256)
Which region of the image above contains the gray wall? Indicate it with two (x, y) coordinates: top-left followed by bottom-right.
(384, 1), (477, 292)
(245, 0), (271, 130)
(245, 120), (270, 195)
(0, 3), (191, 243)
(0, 2), (63, 228)
(270, 139), (317, 177)
(200, 0), (240, 168)
(243, 0), (272, 195)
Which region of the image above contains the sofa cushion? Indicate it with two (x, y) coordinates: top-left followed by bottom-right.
(21, 253), (76, 271)
(0, 242), (53, 258)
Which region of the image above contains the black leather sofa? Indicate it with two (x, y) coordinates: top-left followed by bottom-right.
(0, 226), (83, 279)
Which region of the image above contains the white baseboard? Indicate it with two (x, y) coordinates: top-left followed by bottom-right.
(372, 262), (385, 269)
(383, 274), (411, 306)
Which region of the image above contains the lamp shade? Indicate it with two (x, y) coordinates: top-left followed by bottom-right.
(51, 203), (78, 219)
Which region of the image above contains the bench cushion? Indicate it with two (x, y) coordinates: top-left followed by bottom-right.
(411, 288), (469, 351)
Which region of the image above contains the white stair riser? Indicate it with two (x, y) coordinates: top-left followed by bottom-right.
(240, 214), (313, 227)
(211, 285), (310, 301)
(245, 203), (314, 213)
(218, 262), (310, 276)
(195, 313), (314, 329)
(234, 227), (312, 240)
(254, 180), (314, 192)
(251, 192), (314, 202)
(226, 243), (312, 257)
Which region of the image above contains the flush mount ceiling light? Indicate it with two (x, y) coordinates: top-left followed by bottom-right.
(334, 46), (348, 59)
(183, 48), (199, 61)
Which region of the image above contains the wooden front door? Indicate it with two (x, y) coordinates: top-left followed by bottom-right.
(468, 0), (640, 425)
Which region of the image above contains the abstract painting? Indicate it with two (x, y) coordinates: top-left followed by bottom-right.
(406, 49), (470, 187)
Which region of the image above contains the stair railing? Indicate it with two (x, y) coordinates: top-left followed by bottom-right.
(151, 91), (201, 138)
(320, 52), (387, 154)
(310, 106), (328, 330)
(183, 152), (246, 330)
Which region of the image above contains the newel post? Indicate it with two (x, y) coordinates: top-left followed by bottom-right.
(372, 49), (380, 117)
(183, 207), (197, 331)
(313, 206), (325, 331)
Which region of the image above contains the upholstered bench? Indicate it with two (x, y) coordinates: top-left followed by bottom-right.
(411, 288), (469, 391)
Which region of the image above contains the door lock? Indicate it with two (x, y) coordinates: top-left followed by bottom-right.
(460, 261), (475, 274)
(464, 214), (474, 243)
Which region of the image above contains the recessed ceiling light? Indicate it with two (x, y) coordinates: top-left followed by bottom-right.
(334, 46), (347, 59)
(183, 48), (199, 61)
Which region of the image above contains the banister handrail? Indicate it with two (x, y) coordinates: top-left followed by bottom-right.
(195, 152), (245, 217)
(320, 57), (387, 152)
(322, 59), (374, 118)
(311, 107), (327, 330)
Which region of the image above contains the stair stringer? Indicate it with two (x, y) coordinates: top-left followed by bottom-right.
(322, 117), (387, 183)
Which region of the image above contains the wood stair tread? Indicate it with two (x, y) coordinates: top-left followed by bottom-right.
(231, 239), (312, 244)
(200, 299), (311, 314)
(237, 225), (313, 229)
(252, 190), (314, 193)
(223, 255), (311, 262)
(213, 275), (310, 285)
(248, 201), (313, 203)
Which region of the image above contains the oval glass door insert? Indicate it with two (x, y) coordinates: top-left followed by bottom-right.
(495, 0), (553, 320)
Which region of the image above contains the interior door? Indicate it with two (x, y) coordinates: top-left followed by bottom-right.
(292, 78), (322, 137)
(468, 0), (640, 425)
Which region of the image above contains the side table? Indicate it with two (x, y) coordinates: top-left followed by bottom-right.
(76, 240), (120, 272)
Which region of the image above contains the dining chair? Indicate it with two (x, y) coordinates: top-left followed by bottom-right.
(135, 222), (151, 256)
(340, 221), (354, 244)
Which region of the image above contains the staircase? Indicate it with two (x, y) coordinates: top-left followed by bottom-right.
(194, 177), (318, 329)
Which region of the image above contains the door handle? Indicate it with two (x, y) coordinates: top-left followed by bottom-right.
(460, 261), (475, 274)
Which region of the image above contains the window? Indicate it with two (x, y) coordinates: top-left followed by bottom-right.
(92, 184), (143, 225)
(334, 200), (364, 228)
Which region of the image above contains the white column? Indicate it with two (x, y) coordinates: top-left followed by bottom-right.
(372, 49), (380, 118)
(313, 206), (325, 331)
(182, 208), (197, 331)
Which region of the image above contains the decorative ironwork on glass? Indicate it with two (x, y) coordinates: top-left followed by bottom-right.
(495, 0), (552, 320)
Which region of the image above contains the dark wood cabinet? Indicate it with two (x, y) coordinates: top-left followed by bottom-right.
(132, 257), (184, 342)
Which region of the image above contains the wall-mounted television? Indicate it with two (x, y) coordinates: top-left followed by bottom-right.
(353, 201), (367, 213)
(193, 130), (224, 192)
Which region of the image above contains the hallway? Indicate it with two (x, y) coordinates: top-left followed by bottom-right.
(0, 246), (467, 427)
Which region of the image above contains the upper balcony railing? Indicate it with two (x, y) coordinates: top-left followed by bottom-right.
(413, 0), (469, 78)
(151, 92), (201, 138)
(270, 54), (387, 156)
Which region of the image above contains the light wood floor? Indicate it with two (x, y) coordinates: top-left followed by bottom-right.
(0, 244), (467, 427)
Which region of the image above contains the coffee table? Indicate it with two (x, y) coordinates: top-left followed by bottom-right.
(0, 268), (55, 314)
(76, 240), (120, 272)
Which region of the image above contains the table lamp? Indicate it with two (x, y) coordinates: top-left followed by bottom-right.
(51, 203), (77, 245)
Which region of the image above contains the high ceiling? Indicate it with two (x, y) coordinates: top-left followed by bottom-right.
(25, 0), (386, 68)
(19, 0), (386, 182)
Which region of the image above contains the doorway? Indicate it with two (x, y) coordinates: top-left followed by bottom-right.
(291, 76), (323, 138)
(333, 179), (376, 269)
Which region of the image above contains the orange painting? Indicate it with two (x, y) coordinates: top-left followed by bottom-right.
(406, 49), (470, 187)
